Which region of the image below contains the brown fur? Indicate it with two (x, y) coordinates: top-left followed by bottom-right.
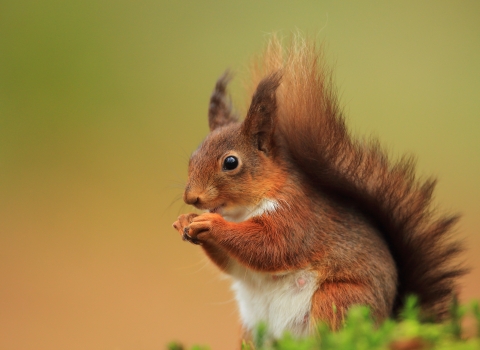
(173, 35), (465, 334)
(248, 36), (466, 319)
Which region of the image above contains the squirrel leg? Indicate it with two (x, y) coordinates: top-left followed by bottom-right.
(185, 212), (308, 272)
(200, 241), (231, 272)
(310, 281), (386, 330)
(173, 213), (230, 272)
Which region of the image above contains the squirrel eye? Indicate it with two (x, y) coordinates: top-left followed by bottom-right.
(223, 156), (239, 171)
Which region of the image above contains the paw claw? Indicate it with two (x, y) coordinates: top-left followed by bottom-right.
(182, 227), (190, 241)
(182, 227), (201, 245)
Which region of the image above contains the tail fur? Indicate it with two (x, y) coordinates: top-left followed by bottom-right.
(247, 35), (466, 319)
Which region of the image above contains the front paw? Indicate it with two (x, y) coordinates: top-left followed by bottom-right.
(172, 213), (199, 244)
(183, 213), (223, 244)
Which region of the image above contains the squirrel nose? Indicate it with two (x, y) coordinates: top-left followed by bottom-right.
(183, 189), (200, 205)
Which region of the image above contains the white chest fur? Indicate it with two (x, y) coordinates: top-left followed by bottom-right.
(229, 262), (319, 338)
(221, 198), (280, 223)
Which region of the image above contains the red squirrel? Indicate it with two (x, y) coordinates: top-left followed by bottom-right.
(172, 36), (465, 338)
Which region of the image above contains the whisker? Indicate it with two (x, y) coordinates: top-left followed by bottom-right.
(176, 202), (190, 216)
(160, 195), (184, 218)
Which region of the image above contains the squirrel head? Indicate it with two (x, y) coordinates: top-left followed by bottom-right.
(183, 71), (284, 222)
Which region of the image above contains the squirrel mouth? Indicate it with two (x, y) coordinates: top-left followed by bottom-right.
(209, 204), (224, 214)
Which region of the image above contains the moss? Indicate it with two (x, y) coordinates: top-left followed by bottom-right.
(169, 297), (480, 350)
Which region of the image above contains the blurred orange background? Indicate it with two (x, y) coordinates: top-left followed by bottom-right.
(1, 1), (479, 349)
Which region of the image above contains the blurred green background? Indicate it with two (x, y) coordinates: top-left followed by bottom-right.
(0, 1), (479, 349)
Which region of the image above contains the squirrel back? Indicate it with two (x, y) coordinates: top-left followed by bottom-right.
(247, 36), (465, 319)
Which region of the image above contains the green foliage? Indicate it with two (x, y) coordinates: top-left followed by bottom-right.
(448, 294), (467, 340)
(472, 300), (480, 338)
(167, 342), (184, 350)
(169, 297), (480, 350)
(254, 321), (269, 349)
(167, 342), (210, 350)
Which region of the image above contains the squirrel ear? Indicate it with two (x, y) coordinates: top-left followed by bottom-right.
(208, 71), (238, 131)
(242, 71), (282, 154)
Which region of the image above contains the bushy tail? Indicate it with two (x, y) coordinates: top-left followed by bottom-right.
(247, 35), (466, 319)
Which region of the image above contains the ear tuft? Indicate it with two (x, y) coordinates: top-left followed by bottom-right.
(208, 71), (238, 131)
(242, 71), (282, 153)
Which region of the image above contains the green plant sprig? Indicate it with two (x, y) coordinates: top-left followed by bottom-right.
(169, 297), (480, 350)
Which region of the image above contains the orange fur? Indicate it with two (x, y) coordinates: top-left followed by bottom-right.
(172, 35), (465, 338)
